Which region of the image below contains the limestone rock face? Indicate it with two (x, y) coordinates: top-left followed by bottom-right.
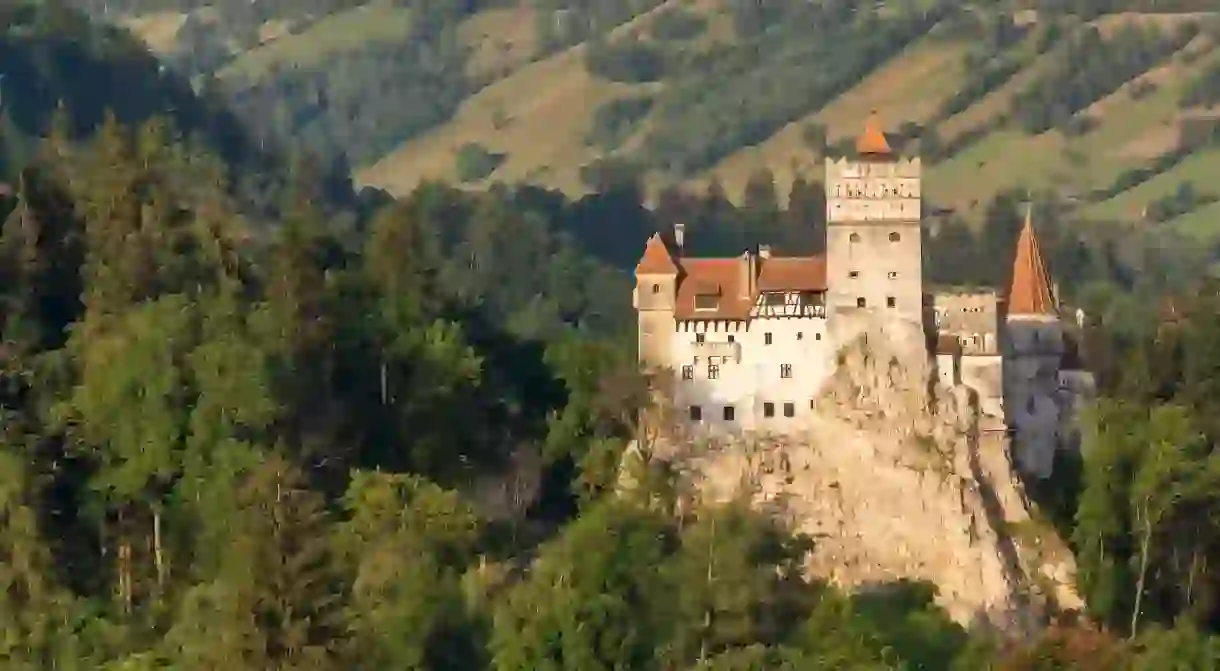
(654, 318), (1081, 633)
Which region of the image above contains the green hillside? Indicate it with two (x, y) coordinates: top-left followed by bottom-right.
(76, 0), (1220, 237)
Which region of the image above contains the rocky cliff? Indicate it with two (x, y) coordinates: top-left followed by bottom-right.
(643, 318), (1081, 633)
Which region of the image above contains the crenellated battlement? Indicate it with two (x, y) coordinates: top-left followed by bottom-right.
(824, 156), (922, 179)
(631, 113), (1088, 482)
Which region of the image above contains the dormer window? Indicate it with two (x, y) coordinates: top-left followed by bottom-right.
(695, 294), (720, 311)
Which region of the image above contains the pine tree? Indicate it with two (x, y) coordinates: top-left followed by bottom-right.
(210, 457), (346, 670)
(337, 472), (483, 669)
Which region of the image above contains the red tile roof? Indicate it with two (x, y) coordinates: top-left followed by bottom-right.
(634, 241), (827, 320)
(935, 333), (962, 355)
(675, 257), (751, 320)
(857, 110), (892, 156)
(636, 233), (678, 274)
(1007, 207), (1056, 317)
(757, 256), (826, 292)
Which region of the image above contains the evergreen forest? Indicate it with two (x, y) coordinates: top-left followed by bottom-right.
(6, 1), (1220, 670)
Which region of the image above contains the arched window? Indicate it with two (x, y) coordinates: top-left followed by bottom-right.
(849, 232), (861, 243)
(889, 232), (901, 242)
(651, 283), (660, 294)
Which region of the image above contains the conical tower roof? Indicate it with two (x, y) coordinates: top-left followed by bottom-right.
(856, 109), (892, 156)
(636, 233), (678, 274)
(1007, 206), (1056, 317)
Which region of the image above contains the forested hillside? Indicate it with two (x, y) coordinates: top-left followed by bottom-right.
(4, 56), (1220, 671)
(13, 1), (1220, 667)
(65, 0), (1220, 239)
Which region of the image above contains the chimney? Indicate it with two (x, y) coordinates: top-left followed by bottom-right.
(739, 250), (757, 299)
(673, 223), (685, 254)
(759, 244), (771, 258)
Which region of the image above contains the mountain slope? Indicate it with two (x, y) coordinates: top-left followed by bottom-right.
(359, 0), (686, 195)
(90, 1), (1220, 237)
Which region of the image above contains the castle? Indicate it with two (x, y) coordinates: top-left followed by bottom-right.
(633, 114), (1093, 478)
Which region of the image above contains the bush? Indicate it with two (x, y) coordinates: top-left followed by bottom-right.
(585, 38), (668, 83)
(454, 143), (505, 182)
(649, 7), (707, 42)
(801, 122), (827, 152)
(587, 94), (654, 150)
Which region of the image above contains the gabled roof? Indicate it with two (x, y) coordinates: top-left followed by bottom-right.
(757, 256), (827, 292)
(670, 254), (827, 320)
(675, 258), (750, 319)
(1007, 206), (1057, 317)
(856, 110), (892, 156)
(636, 233), (678, 274)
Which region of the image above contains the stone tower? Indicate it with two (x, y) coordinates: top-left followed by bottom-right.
(1003, 206), (1064, 478)
(634, 232), (679, 370)
(824, 111), (924, 335)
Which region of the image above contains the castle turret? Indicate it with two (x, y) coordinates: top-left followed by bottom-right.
(824, 111), (924, 330)
(1003, 206), (1064, 478)
(635, 233), (679, 370)
(1007, 206), (1057, 319)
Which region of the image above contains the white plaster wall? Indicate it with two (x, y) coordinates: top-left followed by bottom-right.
(669, 317), (832, 436)
(961, 355), (1004, 420)
(936, 353), (958, 388)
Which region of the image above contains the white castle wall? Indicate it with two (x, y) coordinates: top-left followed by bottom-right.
(669, 315), (833, 436)
(636, 147), (1089, 480)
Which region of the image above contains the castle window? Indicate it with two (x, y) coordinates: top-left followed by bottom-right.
(849, 271), (860, 279)
(1026, 397), (1035, 414)
(765, 293), (785, 306)
(780, 364), (793, 379)
(765, 332), (773, 345)
(888, 271), (898, 279)
(850, 233), (861, 243)
(723, 406), (735, 421)
(708, 364), (720, 380)
(889, 232), (901, 242)
(797, 332), (803, 340)
(681, 365), (694, 380)
(695, 294), (719, 311)
(857, 297), (867, 308)
(816, 333), (822, 341)
(696, 333), (705, 343)
(690, 405), (703, 421)
(763, 402), (775, 418)
(783, 402), (795, 418)
(728, 334), (735, 343)
(887, 296), (896, 308)
(651, 283), (660, 294)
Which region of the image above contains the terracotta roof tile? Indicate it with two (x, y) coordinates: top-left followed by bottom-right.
(669, 253), (827, 320)
(1007, 207), (1056, 317)
(935, 334), (962, 355)
(857, 110), (892, 156)
(675, 258), (749, 319)
(757, 256), (826, 292)
(636, 233), (678, 274)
